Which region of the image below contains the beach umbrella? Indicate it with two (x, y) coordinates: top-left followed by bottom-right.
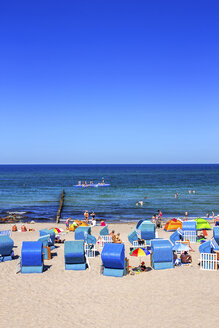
(195, 218), (211, 230)
(172, 243), (190, 252)
(130, 247), (150, 265)
(50, 227), (61, 234)
(130, 247), (150, 257)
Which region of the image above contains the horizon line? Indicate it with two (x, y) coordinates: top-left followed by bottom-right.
(0, 163), (219, 165)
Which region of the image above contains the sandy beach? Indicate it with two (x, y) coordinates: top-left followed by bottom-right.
(0, 221), (218, 328)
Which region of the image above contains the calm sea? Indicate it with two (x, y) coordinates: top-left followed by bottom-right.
(0, 164), (219, 222)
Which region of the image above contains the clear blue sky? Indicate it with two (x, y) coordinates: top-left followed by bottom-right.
(0, 0), (218, 164)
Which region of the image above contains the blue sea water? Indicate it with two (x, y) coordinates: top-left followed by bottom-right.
(0, 164), (219, 222)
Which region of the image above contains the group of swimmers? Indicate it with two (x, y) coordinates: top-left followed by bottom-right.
(174, 190), (196, 199)
(78, 180), (94, 186)
(78, 178), (105, 186)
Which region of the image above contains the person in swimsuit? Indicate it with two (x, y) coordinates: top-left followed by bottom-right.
(65, 217), (71, 229)
(115, 233), (122, 244)
(84, 211), (89, 224)
(180, 251), (192, 264)
(91, 211), (96, 219)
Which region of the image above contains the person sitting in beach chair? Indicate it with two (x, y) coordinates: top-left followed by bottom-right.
(109, 230), (115, 238)
(180, 251), (192, 264)
(137, 237), (145, 246)
(115, 233), (122, 244)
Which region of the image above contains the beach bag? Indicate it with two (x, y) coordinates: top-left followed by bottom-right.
(12, 225), (17, 232)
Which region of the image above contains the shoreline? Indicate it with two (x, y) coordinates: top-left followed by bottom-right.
(0, 215), (215, 225)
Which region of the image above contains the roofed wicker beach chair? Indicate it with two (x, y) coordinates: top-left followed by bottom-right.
(21, 241), (44, 273)
(64, 240), (87, 270)
(0, 235), (14, 262)
(101, 243), (129, 277)
(99, 226), (113, 247)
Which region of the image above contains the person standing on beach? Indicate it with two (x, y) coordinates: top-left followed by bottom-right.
(158, 210), (162, 219)
(84, 210), (89, 224)
(90, 211), (96, 225)
(91, 211), (96, 219)
(65, 217), (71, 229)
(185, 211), (188, 220)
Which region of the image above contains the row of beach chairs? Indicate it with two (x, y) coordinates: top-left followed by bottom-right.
(1, 222), (219, 275)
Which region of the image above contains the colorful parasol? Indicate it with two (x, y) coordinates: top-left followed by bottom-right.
(129, 247), (150, 257)
(50, 227), (61, 234)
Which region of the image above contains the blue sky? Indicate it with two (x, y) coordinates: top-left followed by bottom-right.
(0, 0), (218, 164)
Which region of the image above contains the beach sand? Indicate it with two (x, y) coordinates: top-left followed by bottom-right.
(1, 222), (219, 328)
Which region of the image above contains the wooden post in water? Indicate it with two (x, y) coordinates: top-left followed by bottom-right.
(56, 189), (65, 224)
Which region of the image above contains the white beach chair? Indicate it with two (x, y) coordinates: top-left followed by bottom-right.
(99, 235), (113, 247)
(200, 253), (217, 271)
(183, 231), (196, 243)
(84, 243), (96, 258)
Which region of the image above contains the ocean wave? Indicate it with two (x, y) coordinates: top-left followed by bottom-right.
(7, 211), (28, 215)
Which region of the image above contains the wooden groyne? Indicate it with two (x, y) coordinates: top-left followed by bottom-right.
(56, 189), (65, 223)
